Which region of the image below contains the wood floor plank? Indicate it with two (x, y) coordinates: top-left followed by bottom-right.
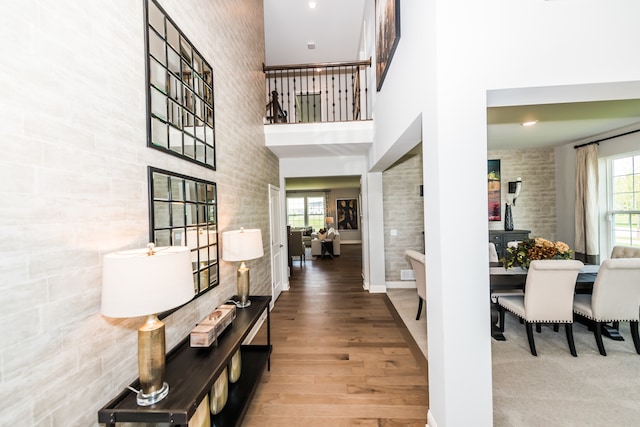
(245, 245), (428, 426)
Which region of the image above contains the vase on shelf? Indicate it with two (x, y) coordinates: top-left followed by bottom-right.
(504, 203), (514, 231)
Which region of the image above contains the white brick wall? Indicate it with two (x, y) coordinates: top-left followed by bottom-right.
(0, 1), (277, 425)
(488, 148), (557, 241)
(383, 146), (424, 281)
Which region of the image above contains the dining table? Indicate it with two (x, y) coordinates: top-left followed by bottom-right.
(488, 263), (623, 341)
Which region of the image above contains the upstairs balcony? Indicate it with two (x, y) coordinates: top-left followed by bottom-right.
(263, 59), (374, 159)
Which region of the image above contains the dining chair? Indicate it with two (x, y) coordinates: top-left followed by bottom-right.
(488, 242), (499, 263)
(405, 250), (426, 320)
(289, 230), (305, 266)
(573, 258), (640, 356)
(497, 259), (584, 356)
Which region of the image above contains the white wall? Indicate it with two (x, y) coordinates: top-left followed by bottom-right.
(369, 1), (640, 426)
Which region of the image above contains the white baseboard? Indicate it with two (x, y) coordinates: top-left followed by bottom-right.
(427, 409), (437, 427)
(369, 283), (387, 293)
(386, 280), (416, 289)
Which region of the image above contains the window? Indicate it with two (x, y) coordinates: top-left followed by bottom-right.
(286, 194), (325, 230)
(609, 154), (640, 247)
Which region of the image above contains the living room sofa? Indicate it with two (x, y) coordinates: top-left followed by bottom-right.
(291, 226), (313, 248)
(311, 228), (341, 256)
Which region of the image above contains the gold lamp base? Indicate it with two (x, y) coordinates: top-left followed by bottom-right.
(137, 314), (169, 406)
(236, 261), (251, 308)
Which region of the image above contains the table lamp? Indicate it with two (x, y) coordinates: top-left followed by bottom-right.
(222, 228), (264, 308)
(101, 243), (194, 406)
(326, 216), (334, 228)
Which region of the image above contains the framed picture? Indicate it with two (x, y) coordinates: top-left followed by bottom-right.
(488, 159), (501, 221)
(336, 198), (358, 231)
(375, 0), (400, 91)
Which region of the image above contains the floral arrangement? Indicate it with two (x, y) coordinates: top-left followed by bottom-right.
(502, 237), (574, 269)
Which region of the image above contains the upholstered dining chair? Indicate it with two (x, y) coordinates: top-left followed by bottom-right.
(289, 230), (305, 266)
(489, 242), (499, 263)
(497, 259), (584, 356)
(405, 250), (426, 320)
(573, 258), (640, 356)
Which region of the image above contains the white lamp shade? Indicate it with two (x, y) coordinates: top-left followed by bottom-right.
(222, 229), (264, 261)
(101, 246), (195, 318)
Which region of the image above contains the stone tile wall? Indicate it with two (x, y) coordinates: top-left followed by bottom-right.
(0, 1), (277, 425)
(383, 145), (424, 281)
(488, 148), (557, 241)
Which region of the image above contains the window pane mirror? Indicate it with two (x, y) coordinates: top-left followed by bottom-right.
(149, 167), (219, 295)
(144, 0), (216, 170)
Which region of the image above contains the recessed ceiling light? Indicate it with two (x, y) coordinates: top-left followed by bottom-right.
(309, 1), (317, 8)
(521, 120), (538, 127)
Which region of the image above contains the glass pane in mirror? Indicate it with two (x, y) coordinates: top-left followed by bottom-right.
(206, 185), (215, 204)
(184, 226), (197, 248)
(168, 176), (183, 200)
(196, 204), (207, 224)
(150, 88), (167, 121)
(173, 227), (186, 246)
(171, 202), (185, 226)
(150, 58), (166, 93)
(203, 63), (212, 86)
(155, 229), (171, 246)
(194, 97), (204, 120)
(194, 140), (205, 163)
(168, 74), (182, 104)
(206, 145), (214, 167)
(194, 118), (204, 141)
(205, 124), (214, 144)
(183, 88), (194, 113)
(168, 99), (182, 128)
(154, 201), (171, 228)
(169, 126), (182, 154)
(205, 106), (213, 127)
(180, 37), (192, 63)
(207, 205), (216, 223)
(152, 172), (170, 200)
(184, 136), (195, 159)
(193, 52), (203, 76)
(208, 267), (217, 286)
(185, 180), (197, 202)
(193, 75), (203, 99)
(167, 47), (181, 78)
(182, 61), (192, 88)
(185, 204), (198, 225)
(148, 31), (166, 64)
(208, 225), (217, 242)
(166, 20), (179, 51)
(151, 117), (168, 149)
(148, 1), (165, 36)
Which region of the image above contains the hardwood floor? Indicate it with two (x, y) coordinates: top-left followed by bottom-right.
(244, 244), (429, 426)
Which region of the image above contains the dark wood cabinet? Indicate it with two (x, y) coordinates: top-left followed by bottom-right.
(489, 229), (530, 260)
(98, 296), (271, 426)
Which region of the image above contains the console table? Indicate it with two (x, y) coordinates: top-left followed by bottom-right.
(489, 229), (530, 259)
(98, 295), (271, 426)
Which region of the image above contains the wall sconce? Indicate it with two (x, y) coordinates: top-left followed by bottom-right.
(222, 228), (264, 308)
(101, 244), (194, 406)
(508, 177), (522, 206)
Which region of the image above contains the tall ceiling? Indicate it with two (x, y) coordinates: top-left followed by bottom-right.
(263, 1), (640, 159)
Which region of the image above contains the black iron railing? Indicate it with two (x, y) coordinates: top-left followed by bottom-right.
(264, 59), (371, 124)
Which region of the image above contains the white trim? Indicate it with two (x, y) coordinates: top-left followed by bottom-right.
(427, 409), (437, 427)
(386, 280), (416, 289)
(369, 282), (387, 293)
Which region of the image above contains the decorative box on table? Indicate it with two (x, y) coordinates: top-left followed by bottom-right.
(190, 303), (236, 347)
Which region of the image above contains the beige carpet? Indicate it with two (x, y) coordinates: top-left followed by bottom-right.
(388, 289), (640, 426)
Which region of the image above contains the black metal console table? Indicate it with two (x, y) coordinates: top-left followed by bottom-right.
(98, 295), (271, 426)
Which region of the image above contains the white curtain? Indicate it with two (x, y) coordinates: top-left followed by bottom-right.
(574, 144), (599, 263)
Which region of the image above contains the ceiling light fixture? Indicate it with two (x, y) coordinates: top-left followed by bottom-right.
(521, 120), (538, 127)
(309, 1), (317, 9)
(307, 41), (316, 49)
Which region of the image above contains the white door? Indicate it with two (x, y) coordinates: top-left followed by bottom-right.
(269, 184), (284, 307)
